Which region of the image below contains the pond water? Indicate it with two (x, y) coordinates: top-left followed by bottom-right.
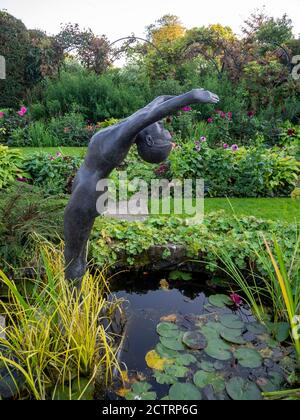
(107, 272), (294, 401)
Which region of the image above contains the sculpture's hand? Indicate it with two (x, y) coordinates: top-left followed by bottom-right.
(191, 89), (220, 104)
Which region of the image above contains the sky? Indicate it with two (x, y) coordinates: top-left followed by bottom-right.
(1, 0), (300, 42)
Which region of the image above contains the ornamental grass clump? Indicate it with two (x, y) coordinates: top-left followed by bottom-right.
(0, 243), (122, 400)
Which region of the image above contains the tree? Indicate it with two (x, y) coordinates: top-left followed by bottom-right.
(146, 15), (185, 46)
(0, 10), (31, 107)
(56, 24), (112, 74)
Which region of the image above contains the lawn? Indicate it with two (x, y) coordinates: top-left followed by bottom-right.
(13, 147), (87, 157)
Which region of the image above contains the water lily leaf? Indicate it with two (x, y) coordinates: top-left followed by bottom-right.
(256, 372), (283, 393)
(165, 364), (189, 378)
(154, 371), (177, 385)
(209, 294), (233, 308)
(126, 382), (157, 401)
(160, 335), (185, 351)
(220, 328), (246, 345)
(220, 314), (244, 330)
(247, 322), (267, 335)
(182, 331), (207, 350)
(175, 354), (197, 366)
(273, 323), (290, 343)
(226, 377), (262, 400)
(194, 371), (225, 393)
(201, 323), (221, 340)
(145, 350), (170, 371)
(155, 343), (179, 359)
(204, 339), (232, 361)
(157, 322), (179, 338)
(169, 383), (202, 401)
(234, 348), (262, 369)
(199, 361), (216, 373)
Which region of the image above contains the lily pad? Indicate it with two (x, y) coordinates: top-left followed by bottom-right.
(194, 371), (225, 393)
(199, 361), (216, 373)
(169, 383), (202, 401)
(247, 322), (267, 335)
(175, 354), (197, 366)
(220, 314), (244, 330)
(234, 348), (262, 369)
(155, 343), (179, 359)
(160, 335), (185, 351)
(157, 322), (180, 338)
(126, 382), (157, 401)
(209, 294), (233, 308)
(220, 328), (246, 345)
(182, 331), (207, 350)
(226, 377), (262, 400)
(165, 364), (189, 378)
(204, 338), (232, 361)
(145, 350), (169, 371)
(154, 371), (177, 386)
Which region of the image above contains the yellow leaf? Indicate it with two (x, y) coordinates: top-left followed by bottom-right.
(145, 350), (169, 371)
(160, 314), (177, 323)
(159, 279), (170, 291)
(116, 388), (130, 398)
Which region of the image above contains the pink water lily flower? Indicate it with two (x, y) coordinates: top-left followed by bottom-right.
(230, 293), (243, 306)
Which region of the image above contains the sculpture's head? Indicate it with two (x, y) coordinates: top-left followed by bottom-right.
(135, 121), (173, 164)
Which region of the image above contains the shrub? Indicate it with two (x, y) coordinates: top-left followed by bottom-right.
(22, 152), (82, 195)
(0, 108), (29, 144)
(48, 112), (95, 146)
(168, 142), (300, 197)
(0, 146), (27, 189)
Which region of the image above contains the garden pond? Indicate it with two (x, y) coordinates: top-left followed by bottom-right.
(104, 271), (298, 401)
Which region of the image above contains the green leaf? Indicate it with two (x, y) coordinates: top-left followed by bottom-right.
(194, 371), (225, 393)
(208, 294), (233, 308)
(165, 364), (189, 378)
(220, 314), (244, 330)
(226, 377), (262, 400)
(204, 338), (232, 361)
(247, 322), (267, 335)
(154, 371), (177, 385)
(169, 383), (202, 401)
(175, 354), (197, 366)
(220, 328), (246, 344)
(169, 271), (192, 281)
(155, 343), (179, 359)
(126, 382), (157, 401)
(156, 322), (179, 338)
(160, 335), (185, 351)
(182, 331), (207, 350)
(199, 361), (216, 373)
(234, 348), (262, 368)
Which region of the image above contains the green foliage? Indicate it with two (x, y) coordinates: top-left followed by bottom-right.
(169, 142), (300, 197)
(22, 152), (82, 195)
(0, 146), (26, 189)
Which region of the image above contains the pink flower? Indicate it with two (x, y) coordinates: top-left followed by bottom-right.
(247, 111), (255, 118)
(0, 111), (4, 119)
(56, 152), (62, 158)
(200, 136), (207, 142)
(227, 112), (233, 119)
(220, 112), (226, 119)
(207, 118), (213, 124)
(181, 106), (192, 112)
(230, 293), (243, 306)
(231, 144), (239, 152)
(17, 106), (27, 117)
(223, 143), (230, 149)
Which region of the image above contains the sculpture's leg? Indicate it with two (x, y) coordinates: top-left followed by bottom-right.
(64, 176), (99, 285)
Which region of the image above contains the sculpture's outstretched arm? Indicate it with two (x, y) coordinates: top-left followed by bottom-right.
(124, 89), (219, 139)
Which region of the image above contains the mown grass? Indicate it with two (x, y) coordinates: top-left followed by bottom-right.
(12, 147), (87, 158)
